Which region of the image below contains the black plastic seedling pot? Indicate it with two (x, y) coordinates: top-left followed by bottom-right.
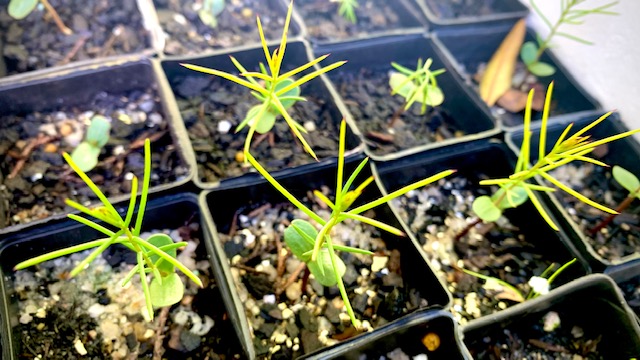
(433, 23), (601, 130)
(0, 57), (193, 234)
(315, 32), (498, 161)
(300, 309), (471, 359)
(200, 157), (451, 359)
(0, 193), (244, 359)
(507, 113), (640, 271)
(372, 139), (590, 326)
(416, 0), (529, 28)
(291, 0), (426, 44)
(161, 40), (361, 190)
(463, 274), (640, 358)
(606, 259), (640, 322)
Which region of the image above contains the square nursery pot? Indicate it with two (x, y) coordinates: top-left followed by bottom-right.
(161, 40), (361, 190)
(416, 0), (529, 28)
(152, 0), (300, 56)
(292, 0), (426, 44)
(372, 139), (590, 327)
(463, 274), (640, 359)
(199, 158), (451, 359)
(433, 23), (602, 130)
(0, 193), (245, 359)
(0, 0), (159, 79)
(315, 32), (498, 161)
(300, 309), (472, 359)
(0, 57), (193, 234)
(507, 113), (640, 271)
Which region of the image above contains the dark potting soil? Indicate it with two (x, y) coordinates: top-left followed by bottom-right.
(333, 68), (462, 156)
(296, 0), (418, 42)
(422, 0), (509, 19)
(154, 0), (292, 55)
(12, 222), (243, 360)
(174, 75), (343, 183)
(550, 163), (640, 262)
(392, 176), (567, 325)
(0, 0), (150, 76)
(0, 87), (189, 229)
(218, 199), (428, 358)
(466, 311), (604, 359)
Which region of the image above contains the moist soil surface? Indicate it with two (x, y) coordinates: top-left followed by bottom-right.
(423, 0), (514, 19)
(332, 68), (463, 156)
(154, 0), (292, 55)
(550, 163), (640, 262)
(391, 176), (576, 325)
(12, 222), (242, 360)
(0, 87), (189, 229)
(296, 0), (422, 42)
(218, 198), (429, 358)
(173, 75), (345, 184)
(0, 0), (150, 76)
(466, 310), (605, 359)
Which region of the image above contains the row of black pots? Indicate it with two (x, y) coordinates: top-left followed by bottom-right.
(1, 135), (639, 359)
(0, 27), (604, 235)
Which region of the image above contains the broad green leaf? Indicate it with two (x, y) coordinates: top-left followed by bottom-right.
(245, 104), (277, 134)
(198, 9), (218, 28)
(480, 19), (526, 106)
(473, 195), (502, 222)
(520, 41), (538, 65)
(308, 249), (346, 287)
(147, 234), (176, 275)
(270, 78), (301, 109)
(70, 142), (101, 172)
(150, 273), (184, 307)
(86, 115), (111, 148)
(8, 0), (38, 20)
(284, 220), (316, 262)
(613, 166), (640, 196)
(527, 62), (556, 77)
(389, 72), (415, 99)
(492, 185), (528, 210)
(424, 85), (444, 106)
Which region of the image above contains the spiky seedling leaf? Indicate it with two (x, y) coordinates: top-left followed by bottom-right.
(150, 273), (184, 307)
(613, 166), (640, 197)
(8, 0), (38, 19)
(389, 73), (444, 107)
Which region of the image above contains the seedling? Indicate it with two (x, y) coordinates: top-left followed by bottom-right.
(8, 0), (73, 35)
(69, 115), (111, 172)
(457, 258), (577, 302)
(198, 0), (225, 28)
(589, 166), (640, 235)
(248, 119), (454, 326)
(182, 0), (345, 160)
(14, 140), (203, 321)
(521, 0), (618, 78)
(388, 58), (445, 126)
(334, 0), (358, 23)
(469, 82), (640, 233)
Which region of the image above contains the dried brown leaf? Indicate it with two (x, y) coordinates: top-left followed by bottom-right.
(480, 19), (526, 106)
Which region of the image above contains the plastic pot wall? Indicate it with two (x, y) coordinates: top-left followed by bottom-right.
(300, 309), (472, 359)
(0, 57), (193, 234)
(0, 193), (243, 359)
(433, 23), (601, 130)
(372, 140), (592, 325)
(507, 113), (640, 271)
(416, 0), (528, 28)
(463, 274), (640, 358)
(315, 32), (499, 161)
(200, 158), (451, 359)
(161, 40), (361, 190)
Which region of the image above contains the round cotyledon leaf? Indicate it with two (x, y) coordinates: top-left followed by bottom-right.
(613, 165), (640, 197)
(150, 272), (184, 308)
(8, 0), (38, 20)
(284, 219), (316, 262)
(308, 248), (346, 287)
(472, 195), (502, 223)
(70, 141), (101, 172)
